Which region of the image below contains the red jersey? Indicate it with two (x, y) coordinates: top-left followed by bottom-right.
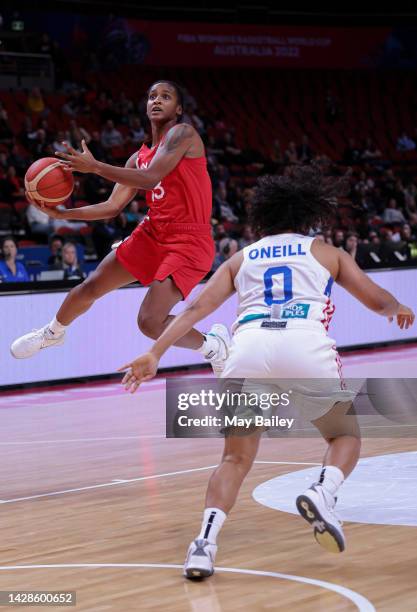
(116, 140), (215, 298)
(135, 143), (212, 225)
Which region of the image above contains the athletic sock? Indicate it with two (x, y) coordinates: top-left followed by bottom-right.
(198, 333), (220, 359)
(318, 465), (344, 497)
(197, 507), (227, 544)
(48, 316), (67, 336)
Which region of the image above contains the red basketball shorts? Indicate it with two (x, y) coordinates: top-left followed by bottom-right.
(116, 218), (215, 299)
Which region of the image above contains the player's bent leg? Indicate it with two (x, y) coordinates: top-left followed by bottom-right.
(137, 277), (211, 349)
(296, 402), (361, 553)
(184, 429), (262, 580)
(138, 278), (231, 376)
(10, 251), (136, 359)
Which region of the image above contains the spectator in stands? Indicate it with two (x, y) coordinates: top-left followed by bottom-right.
(238, 225), (255, 249)
(382, 198), (407, 224)
(83, 173), (112, 204)
(26, 87), (46, 115)
(101, 120), (124, 149)
(343, 138), (362, 165)
(333, 229), (345, 249)
(61, 241), (85, 280)
(297, 134), (313, 163)
(344, 232), (362, 264)
(212, 237), (238, 271)
(68, 120), (91, 148)
(213, 223), (228, 242)
(361, 138), (382, 162)
(213, 185), (239, 224)
(183, 103), (205, 135)
(314, 232), (325, 242)
(2, 166), (24, 202)
(115, 92), (134, 123)
(27, 128), (50, 157)
(53, 130), (70, 154)
(401, 224), (417, 259)
(397, 131), (416, 151)
(0, 106), (13, 144)
(222, 131), (243, 165)
(47, 234), (64, 268)
(0, 236), (29, 282)
(7, 145), (27, 176)
(284, 141), (299, 165)
(127, 117), (145, 146)
(88, 131), (107, 162)
(26, 203), (53, 238)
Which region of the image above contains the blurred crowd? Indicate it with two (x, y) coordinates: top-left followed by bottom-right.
(1, 75), (417, 283)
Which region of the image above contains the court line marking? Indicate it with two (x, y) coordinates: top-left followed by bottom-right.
(0, 436), (165, 445)
(0, 461), (320, 505)
(0, 563), (375, 611)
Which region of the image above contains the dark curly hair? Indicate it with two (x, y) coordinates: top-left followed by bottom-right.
(249, 165), (350, 236)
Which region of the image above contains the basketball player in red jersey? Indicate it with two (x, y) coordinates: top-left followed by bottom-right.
(11, 81), (229, 369)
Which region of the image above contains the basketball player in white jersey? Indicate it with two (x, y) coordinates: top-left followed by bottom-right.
(118, 166), (415, 578)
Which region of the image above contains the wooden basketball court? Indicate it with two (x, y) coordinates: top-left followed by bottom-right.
(1, 345), (417, 611)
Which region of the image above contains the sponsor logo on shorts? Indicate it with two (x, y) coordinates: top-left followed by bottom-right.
(281, 303), (310, 319)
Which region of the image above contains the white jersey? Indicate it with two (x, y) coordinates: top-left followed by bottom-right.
(233, 233), (335, 333)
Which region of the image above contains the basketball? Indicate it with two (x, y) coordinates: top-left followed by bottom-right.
(24, 157), (74, 207)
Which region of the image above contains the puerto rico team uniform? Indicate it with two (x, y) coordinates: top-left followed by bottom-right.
(116, 142), (214, 298)
(222, 233), (357, 420)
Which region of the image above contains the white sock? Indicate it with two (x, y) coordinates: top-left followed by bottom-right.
(198, 334), (220, 358)
(197, 507), (227, 544)
(48, 316), (67, 336)
(318, 465), (344, 497)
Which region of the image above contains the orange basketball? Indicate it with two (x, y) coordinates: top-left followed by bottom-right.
(25, 157), (74, 208)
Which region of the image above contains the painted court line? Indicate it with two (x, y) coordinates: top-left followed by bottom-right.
(0, 435), (164, 445)
(0, 461), (318, 505)
(0, 563), (375, 611)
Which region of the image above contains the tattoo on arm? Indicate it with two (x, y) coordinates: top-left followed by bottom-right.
(164, 124), (194, 153)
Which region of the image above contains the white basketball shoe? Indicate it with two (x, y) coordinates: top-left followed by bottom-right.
(183, 538), (217, 579)
(10, 325), (65, 359)
(296, 484), (345, 553)
(205, 323), (231, 377)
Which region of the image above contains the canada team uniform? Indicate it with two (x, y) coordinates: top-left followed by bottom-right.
(222, 233), (354, 419)
(116, 142), (215, 298)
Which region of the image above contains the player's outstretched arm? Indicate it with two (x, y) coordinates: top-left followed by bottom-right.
(55, 124), (196, 190)
(30, 153), (138, 221)
(336, 249), (415, 328)
(119, 253), (242, 393)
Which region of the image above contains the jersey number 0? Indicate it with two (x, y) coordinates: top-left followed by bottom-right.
(263, 266), (293, 305)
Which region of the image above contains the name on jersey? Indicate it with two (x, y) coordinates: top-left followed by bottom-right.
(248, 244), (306, 260)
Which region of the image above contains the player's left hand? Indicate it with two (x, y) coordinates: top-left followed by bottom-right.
(55, 140), (97, 174)
(118, 352), (159, 393)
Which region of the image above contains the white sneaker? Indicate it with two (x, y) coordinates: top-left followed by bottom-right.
(296, 484), (345, 553)
(183, 538), (217, 579)
(10, 325), (65, 359)
(205, 323), (230, 377)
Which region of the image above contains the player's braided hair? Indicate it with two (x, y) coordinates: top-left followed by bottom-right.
(249, 164), (350, 236)
(148, 80), (185, 122)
